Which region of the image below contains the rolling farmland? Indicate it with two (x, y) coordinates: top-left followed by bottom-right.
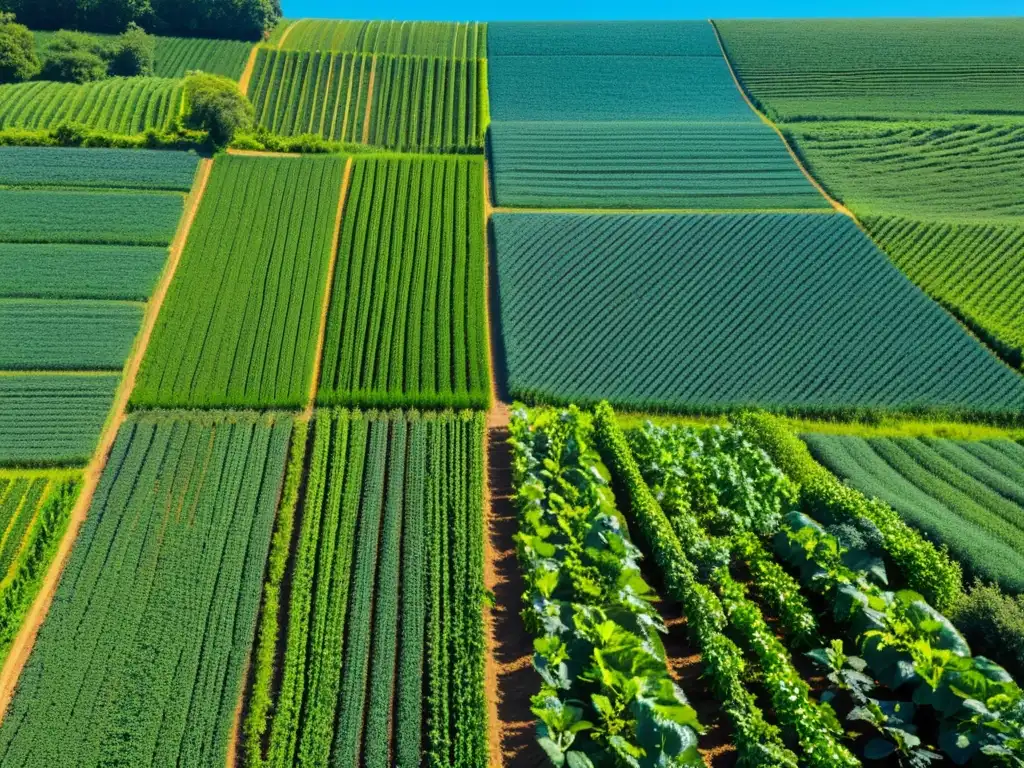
(0, 412), (292, 767)
(247, 49), (486, 151)
(245, 410), (487, 768)
(281, 19), (487, 57)
(133, 155), (344, 409)
(864, 216), (1024, 368)
(803, 433), (1024, 593)
(318, 156), (488, 408)
(0, 78), (185, 135)
(493, 212), (1024, 416)
(488, 19), (724, 55)
(489, 121), (829, 210)
(716, 18), (1024, 120)
(0, 374), (119, 467)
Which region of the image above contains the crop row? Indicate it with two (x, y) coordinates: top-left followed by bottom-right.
(318, 155), (489, 409)
(488, 20), (723, 56)
(248, 49), (486, 151)
(803, 433), (1024, 593)
(245, 409), (487, 768)
(0, 411), (293, 767)
(864, 215), (1024, 368)
(0, 374), (119, 468)
(489, 120), (829, 210)
(0, 473), (78, 662)
(716, 18), (1024, 120)
(0, 147), (200, 192)
(0, 77), (184, 135)
(134, 154), (344, 409)
(153, 35), (254, 79)
(0, 300), (142, 372)
(493, 212), (1024, 417)
(595, 402), (1024, 764)
(509, 405), (704, 766)
(281, 19), (488, 58)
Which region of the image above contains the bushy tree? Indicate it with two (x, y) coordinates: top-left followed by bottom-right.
(0, 11), (39, 83)
(41, 29), (109, 82)
(108, 21), (153, 76)
(184, 72), (253, 146)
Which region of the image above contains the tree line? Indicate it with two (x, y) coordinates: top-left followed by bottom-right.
(0, 0), (281, 41)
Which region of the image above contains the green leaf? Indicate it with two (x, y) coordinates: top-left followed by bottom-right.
(864, 737), (897, 760)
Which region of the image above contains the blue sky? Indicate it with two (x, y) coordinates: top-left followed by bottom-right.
(280, 0), (1023, 21)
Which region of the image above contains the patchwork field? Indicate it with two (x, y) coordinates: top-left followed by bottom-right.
(247, 49), (486, 150)
(0, 412), (292, 767)
(493, 212), (1024, 416)
(0, 374), (120, 467)
(318, 156), (488, 409)
(0, 245), (168, 302)
(716, 18), (1024, 120)
(133, 154), (343, 409)
(280, 19), (487, 57)
(0, 77), (184, 135)
(489, 121), (829, 209)
(244, 410), (487, 768)
(803, 433), (1024, 593)
(0, 147), (200, 191)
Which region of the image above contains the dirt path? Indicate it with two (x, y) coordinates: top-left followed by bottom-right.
(276, 20), (299, 50)
(304, 157), (353, 419)
(0, 158), (213, 721)
(362, 56), (377, 145)
(238, 43), (262, 96)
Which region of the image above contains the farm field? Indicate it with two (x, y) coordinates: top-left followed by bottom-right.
(0, 77), (185, 135)
(0, 245), (168, 302)
(488, 19), (723, 55)
(244, 409), (487, 768)
(247, 49), (486, 151)
(0, 411), (293, 767)
(0, 374), (120, 467)
(318, 156), (488, 409)
(0, 147), (200, 191)
(803, 433), (1024, 593)
(280, 19), (488, 57)
(864, 216), (1024, 369)
(133, 154), (344, 409)
(489, 121), (829, 210)
(715, 18), (1024, 120)
(492, 212), (1024, 416)
(786, 121), (1024, 219)
(0, 472), (78, 660)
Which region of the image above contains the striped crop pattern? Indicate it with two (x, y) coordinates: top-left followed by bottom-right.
(247, 49), (485, 151)
(319, 156), (489, 409)
(0, 78), (184, 135)
(281, 19), (487, 57)
(493, 212), (1024, 416)
(134, 155), (344, 409)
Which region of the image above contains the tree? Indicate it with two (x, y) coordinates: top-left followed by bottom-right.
(40, 29), (109, 82)
(184, 72), (253, 146)
(0, 12), (39, 83)
(108, 21), (153, 76)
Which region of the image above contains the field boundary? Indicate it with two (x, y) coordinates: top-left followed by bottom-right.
(708, 19), (854, 218)
(276, 20), (299, 50)
(305, 156), (354, 418)
(0, 157), (214, 720)
(362, 56), (378, 145)
(238, 43), (262, 94)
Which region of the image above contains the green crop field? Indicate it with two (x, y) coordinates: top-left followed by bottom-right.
(248, 49), (486, 151)
(716, 18), (1024, 120)
(0, 245), (167, 301)
(804, 433), (1024, 593)
(0, 78), (184, 135)
(493, 212), (1024, 417)
(244, 409), (487, 768)
(281, 19), (487, 57)
(864, 216), (1024, 369)
(0, 374), (119, 467)
(0, 411), (292, 767)
(0, 147), (199, 191)
(0, 190), (183, 245)
(488, 19), (723, 55)
(0, 300), (142, 371)
(134, 155), (343, 409)
(786, 121), (1024, 219)
(0, 472), (78, 660)
(489, 121), (829, 210)
(318, 156), (488, 409)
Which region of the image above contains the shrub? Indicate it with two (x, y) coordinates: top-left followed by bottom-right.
(952, 582), (1024, 682)
(41, 30), (110, 83)
(108, 22), (154, 77)
(183, 72), (253, 147)
(0, 12), (38, 83)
